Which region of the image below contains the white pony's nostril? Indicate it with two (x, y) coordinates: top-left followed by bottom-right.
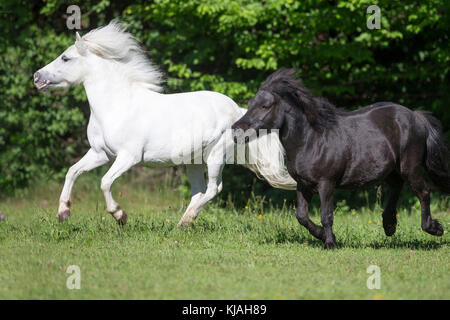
(33, 72), (40, 83)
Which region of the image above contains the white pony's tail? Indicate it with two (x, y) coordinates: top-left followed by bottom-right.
(238, 108), (297, 190)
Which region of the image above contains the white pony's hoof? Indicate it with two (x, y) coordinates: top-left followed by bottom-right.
(0, 213), (5, 222)
(177, 218), (194, 229)
(58, 210), (70, 222)
(113, 209), (127, 226)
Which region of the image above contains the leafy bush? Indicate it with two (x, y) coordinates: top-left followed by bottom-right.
(0, 26), (87, 192)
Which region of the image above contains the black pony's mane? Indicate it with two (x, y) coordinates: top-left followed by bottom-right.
(261, 68), (342, 129)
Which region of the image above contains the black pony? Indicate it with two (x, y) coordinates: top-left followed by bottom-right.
(232, 68), (449, 249)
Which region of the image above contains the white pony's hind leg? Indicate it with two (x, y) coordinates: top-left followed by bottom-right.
(178, 163), (224, 227)
(178, 164), (206, 227)
(196, 163), (224, 212)
(100, 152), (139, 225)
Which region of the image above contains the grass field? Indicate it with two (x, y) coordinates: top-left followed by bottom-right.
(0, 174), (448, 299)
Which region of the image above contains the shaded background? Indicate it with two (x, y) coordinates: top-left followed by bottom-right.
(0, 0), (449, 210)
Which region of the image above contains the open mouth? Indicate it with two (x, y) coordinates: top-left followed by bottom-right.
(34, 80), (52, 90)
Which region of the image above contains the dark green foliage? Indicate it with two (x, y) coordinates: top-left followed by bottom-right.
(0, 0), (449, 206)
(0, 26), (87, 192)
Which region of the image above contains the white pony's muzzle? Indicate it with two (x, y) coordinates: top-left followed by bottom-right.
(33, 71), (53, 90)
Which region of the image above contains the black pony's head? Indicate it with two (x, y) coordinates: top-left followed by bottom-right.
(232, 68), (338, 139)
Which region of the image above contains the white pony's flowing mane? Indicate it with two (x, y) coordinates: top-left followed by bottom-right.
(77, 21), (164, 92)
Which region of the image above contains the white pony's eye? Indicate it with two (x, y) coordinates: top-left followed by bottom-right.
(61, 55), (70, 62)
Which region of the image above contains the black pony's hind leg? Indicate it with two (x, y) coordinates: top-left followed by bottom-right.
(296, 188), (325, 243)
(407, 169), (444, 236)
(318, 181), (337, 249)
(382, 173), (404, 236)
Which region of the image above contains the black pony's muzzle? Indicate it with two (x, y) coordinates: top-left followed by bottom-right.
(232, 122), (260, 144)
(232, 121), (249, 144)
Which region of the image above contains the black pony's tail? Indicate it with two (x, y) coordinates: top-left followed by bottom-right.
(416, 111), (450, 194)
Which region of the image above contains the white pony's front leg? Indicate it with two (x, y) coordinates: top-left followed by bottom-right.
(101, 152), (140, 225)
(58, 148), (109, 222)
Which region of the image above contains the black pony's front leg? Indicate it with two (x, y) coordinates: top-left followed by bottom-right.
(296, 187), (325, 242)
(318, 181), (337, 249)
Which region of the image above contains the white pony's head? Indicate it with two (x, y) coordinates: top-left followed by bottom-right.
(34, 21), (163, 92)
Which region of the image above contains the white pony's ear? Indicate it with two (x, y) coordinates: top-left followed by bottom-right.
(75, 32), (87, 55)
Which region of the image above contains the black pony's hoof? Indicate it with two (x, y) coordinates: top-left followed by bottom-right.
(323, 241), (337, 250)
(383, 223), (397, 237)
(423, 220), (444, 237)
(382, 215), (397, 237)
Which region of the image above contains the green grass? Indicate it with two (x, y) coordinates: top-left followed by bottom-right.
(0, 176), (448, 299)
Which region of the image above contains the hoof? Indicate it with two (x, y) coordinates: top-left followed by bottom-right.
(177, 218), (193, 229)
(382, 215), (397, 237)
(0, 213), (5, 222)
(323, 241), (337, 250)
(423, 220), (444, 237)
(113, 210), (127, 226)
(118, 211), (127, 226)
(323, 234), (337, 249)
(383, 223), (397, 237)
(58, 210), (70, 222)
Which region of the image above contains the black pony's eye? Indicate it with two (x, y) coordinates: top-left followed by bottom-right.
(61, 55), (70, 62)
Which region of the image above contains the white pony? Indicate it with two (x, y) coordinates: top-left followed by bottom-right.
(34, 21), (296, 226)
